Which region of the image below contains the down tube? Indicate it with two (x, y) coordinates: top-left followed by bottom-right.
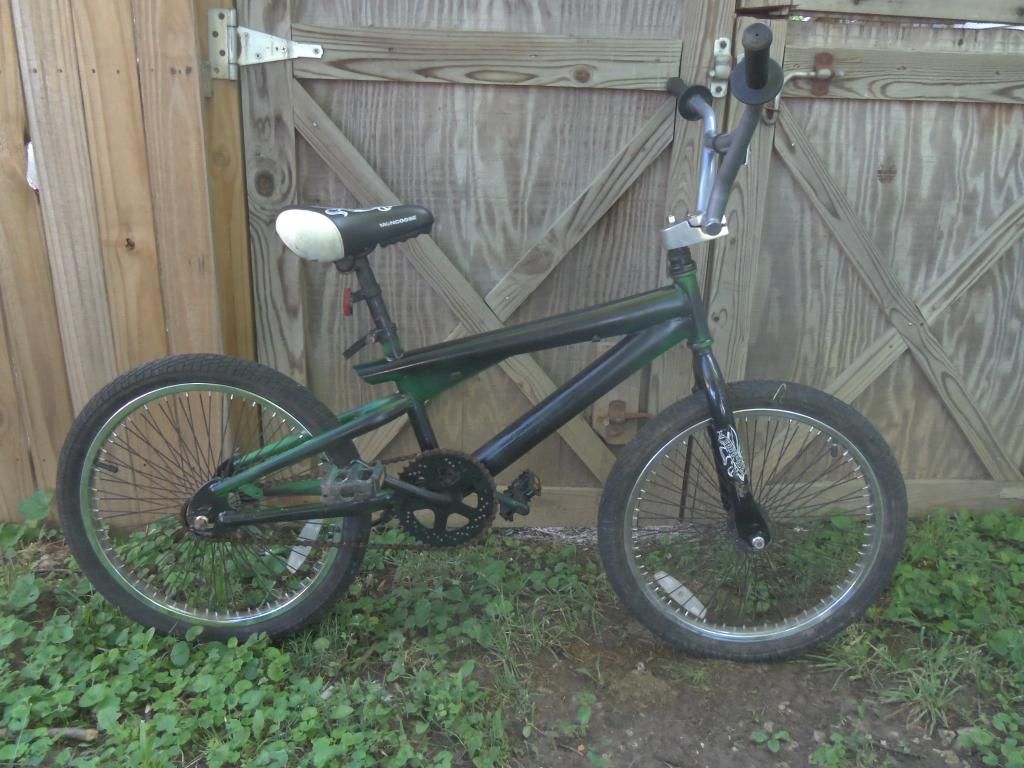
(473, 317), (690, 475)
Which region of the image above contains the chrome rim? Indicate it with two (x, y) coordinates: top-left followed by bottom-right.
(625, 408), (884, 643)
(79, 383), (342, 627)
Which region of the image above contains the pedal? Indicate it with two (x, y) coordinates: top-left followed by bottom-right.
(498, 469), (542, 521)
(321, 460), (385, 504)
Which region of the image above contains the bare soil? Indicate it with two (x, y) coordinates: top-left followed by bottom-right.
(514, 602), (970, 768)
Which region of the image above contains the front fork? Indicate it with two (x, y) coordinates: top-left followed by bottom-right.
(671, 247), (770, 550)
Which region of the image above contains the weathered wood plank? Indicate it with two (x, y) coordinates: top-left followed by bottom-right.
(650, 0), (736, 415)
(704, 18), (788, 381)
(238, 0), (307, 381)
(829, 196), (1024, 403)
(783, 46), (1024, 105)
(292, 82), (616, 480)
(293, 25), (682, 91)
(775, 112), (1023, 482)
(359, 100), (673, 460)
(736, 0), (1024, 24)
(485, 100), (673, 319)
(196, 0), (255, 361)
(0, 0), (73, 488)
(12, 0), (117, 411)
(133, 0), (223, 355)
(72, 0), (167, 370)
(0, 299), (36, 519)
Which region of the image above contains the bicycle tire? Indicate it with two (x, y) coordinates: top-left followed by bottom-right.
(57, 354), (371, 641)
(597, 380), (907, 661)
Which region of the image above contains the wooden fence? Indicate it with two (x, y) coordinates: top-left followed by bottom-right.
(0, 0), (252, 521)
(0, 0), (1021, 522)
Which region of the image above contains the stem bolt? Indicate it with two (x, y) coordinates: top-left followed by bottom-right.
(750, 535), (766, 551)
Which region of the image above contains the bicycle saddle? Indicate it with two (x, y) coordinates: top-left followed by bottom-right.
(275, 204), (434, 265)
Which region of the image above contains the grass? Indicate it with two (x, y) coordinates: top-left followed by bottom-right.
(0, 500), (1022, 766)
(0, 507), (607, 767)
(813, 509), (1024, 767)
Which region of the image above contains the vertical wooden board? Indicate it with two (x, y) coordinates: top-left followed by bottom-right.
(0, 303), (36, 519)
(133, 0), (223, 355)
(929, 247), (1024, 471)
(71, 0), (167, 370)
(195, 0), (256, 361)
(852, 354), (988, 480)
(514, 155), (671, 387)
(745, 156), (893, 389)
(702, 17), (788, 381)
(781, 96), (1024, 301)
(238, 0), (307, 381)
(0, 0), (73, 487)
(12, 0), (117, 411)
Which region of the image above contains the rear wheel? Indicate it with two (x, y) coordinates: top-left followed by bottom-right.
(57, 354), (371, 640)
(598, 380), (906, 660)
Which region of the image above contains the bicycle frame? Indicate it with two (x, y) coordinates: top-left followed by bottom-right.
(212, 277), (697, 495)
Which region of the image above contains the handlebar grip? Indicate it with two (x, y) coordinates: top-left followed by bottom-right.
(741, 23), (772, 91)
(665, 77), (714, 122)
(666, 77), (687, 99)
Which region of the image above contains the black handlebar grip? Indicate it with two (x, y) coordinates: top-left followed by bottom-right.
(665, 77), (714, 122)
(742, 23), (773, 91)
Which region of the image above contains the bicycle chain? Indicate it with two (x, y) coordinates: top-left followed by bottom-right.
(235, 450), (497, 553)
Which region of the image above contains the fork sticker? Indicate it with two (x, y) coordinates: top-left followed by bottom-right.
(716, 427), (748, 482)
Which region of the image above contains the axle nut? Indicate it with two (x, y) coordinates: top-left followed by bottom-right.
(750, 535), (766, 550)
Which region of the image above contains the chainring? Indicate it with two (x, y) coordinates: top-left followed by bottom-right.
(393, 449), (496, 547)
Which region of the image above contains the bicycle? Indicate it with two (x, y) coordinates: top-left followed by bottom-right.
(56, 25), (906, 661)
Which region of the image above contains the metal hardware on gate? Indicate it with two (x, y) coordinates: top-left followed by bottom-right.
(762, 52), (843, 124)
(708, 37), (733, 98)
(600, 399), (652, 439)
(207, 8), (324, 81)
(661, 215), (729, 251)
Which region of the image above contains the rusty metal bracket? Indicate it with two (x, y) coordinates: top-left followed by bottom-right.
(601, 399), (652, 440)
(763, 52), (842, 124)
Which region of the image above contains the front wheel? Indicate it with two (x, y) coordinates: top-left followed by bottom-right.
(597, 380), (907, 660)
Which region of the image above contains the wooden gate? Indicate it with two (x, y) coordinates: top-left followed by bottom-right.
(727, 4), (1024, 511)
(239, 0), (1024, 521)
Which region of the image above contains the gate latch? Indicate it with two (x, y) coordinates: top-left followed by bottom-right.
(207, 8), (324, 81)
(763, 52), (842, 124)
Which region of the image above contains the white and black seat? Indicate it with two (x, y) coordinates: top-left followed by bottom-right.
(275, 204), (434, 266)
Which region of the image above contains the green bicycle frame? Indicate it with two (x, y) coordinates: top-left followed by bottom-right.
(210, 269), (707, 503)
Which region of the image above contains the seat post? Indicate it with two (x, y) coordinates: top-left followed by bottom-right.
(350, 254), (403, 359)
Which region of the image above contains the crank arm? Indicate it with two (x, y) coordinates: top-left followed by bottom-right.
(382, 475), (454, 507)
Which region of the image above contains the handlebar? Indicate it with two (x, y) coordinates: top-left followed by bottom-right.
(741, 24), (772, 91)
(662, 22), (783, 241)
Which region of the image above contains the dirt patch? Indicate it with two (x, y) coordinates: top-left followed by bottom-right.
(514, 605), (967, 768)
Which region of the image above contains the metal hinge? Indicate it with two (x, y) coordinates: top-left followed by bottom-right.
(207, 8), (324, 81)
